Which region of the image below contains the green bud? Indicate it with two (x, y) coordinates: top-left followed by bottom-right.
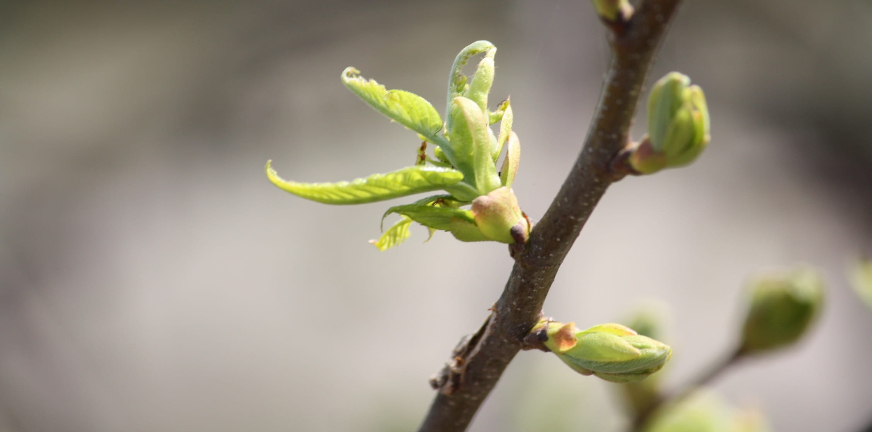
(471, 186), (529, 244)
(591, 0), (633, 22)
(739, 266), (825, 354)
(447, 216), (490, 242)
(531, 320), (672, 383)
(632, 72), (710, 174)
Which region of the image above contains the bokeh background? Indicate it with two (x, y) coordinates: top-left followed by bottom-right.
(1, 0), (871, 431)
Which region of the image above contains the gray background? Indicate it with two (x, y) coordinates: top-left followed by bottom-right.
(1, 0), (871, 431)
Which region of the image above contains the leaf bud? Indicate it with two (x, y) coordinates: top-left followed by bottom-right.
(591, 0), (633, 23)
(530, 319), (672, 383)
(739, 266), (825, 354)
(631, 72), (710, 174)
(471, 187), (529, 244)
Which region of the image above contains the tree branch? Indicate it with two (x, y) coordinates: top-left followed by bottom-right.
(629, 347), (745, 431)
(416, 1), (684, 431)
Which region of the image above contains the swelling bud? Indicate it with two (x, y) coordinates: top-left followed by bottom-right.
(591, 0), (633, 22)
(530, 320), (672, 383)
(470, 187), (530, 244)
(739, 267), (825, 354)
(630, 72), (710, 174)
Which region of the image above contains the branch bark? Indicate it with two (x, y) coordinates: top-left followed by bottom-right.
(417, 1), (684, 431)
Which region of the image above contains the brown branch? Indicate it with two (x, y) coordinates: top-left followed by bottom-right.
(629, 347), (745, 431)
(416, 1), (684, 431)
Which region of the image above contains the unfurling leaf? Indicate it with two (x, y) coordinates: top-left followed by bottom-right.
(499, 131), (520, 188)
(268, 41), (529, 249)
(266, 161), (463, 205)
(370, 216), (413, 251)
(466, 51), (496, 114)
(446, 41), (496, 118)
(450, 97), (502, 194)
(383, 203), (476, 232)
(489, 98), (510, 126)
(494, 100), (513, 160)
(341, 67), (445, 144)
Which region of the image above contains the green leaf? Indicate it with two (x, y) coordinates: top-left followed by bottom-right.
(493, 99), (513, 160)
(569, 331), (641, 363)
(266, 161), (463, 205)
(448, 217), (490, 242)
(370, 216), (413, 251)
(499, 131), (520, 188)
(383, 203), (476, 232)
(489, 99), (510, 126)
(341, 67), (444, 144)
(466, 51), (495, 114)
(446, 41), (496, 131)
(451, 97), (501, 194)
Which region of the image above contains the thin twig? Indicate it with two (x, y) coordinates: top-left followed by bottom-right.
(629, 347), (745, 431)
(416, 1), (684, 431)
(859, 414), (872, 432)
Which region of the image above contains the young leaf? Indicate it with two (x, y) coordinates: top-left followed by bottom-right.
(494, 100), (513, 160)
(489, 99), (510, 126)
(341, 67), (444, 144)
(448, 217), (490, 242)
(466, 51), (495, 114)
(370, 216), (413, 251)
(499, 131), (520, 188)
(446, 41), (496, 131)
(383, 203), (476, 232)
(451, 97), (501, 195)
(266, 161), (463, 205)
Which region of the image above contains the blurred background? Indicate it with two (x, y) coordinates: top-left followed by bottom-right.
(1, 0), (871, 431)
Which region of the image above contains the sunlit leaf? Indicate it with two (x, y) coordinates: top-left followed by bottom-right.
(341, 67), (444, 144)
(500, 131), (520, 188)
(466, 50), (495, 114)
(447, 41), (495, 109)
(450, 97), (501, 194)
(489, 99), (510, 126)
(494, 100), (513, 159)
(383, 203), (476, 232)
(266, 161), (463, 205)
(370, 216), (413, 251)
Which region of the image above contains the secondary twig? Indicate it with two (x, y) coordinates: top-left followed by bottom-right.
(416, 1), (684, 431)
(629, 347), (745, 431)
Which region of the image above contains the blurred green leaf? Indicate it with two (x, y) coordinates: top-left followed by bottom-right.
(645, 392), (770, 432)
(850, 257), (872, 312)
